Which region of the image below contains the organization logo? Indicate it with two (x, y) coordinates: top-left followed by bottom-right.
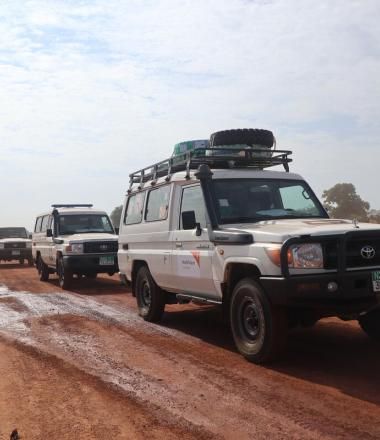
(360, 245), (376, 260)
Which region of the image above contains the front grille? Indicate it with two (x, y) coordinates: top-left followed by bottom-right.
(345, 237), (380, 268)
(323, 240), (339, 270)
(4, 242), (26, 249)
(83, 241), (118, 254)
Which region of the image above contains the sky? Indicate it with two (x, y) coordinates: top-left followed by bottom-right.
(0, 0), (379, 229)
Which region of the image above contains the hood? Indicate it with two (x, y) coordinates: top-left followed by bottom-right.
(60, 233), (118, 242)
(223, 218), (380, 243)
(0, 237), (31, 243)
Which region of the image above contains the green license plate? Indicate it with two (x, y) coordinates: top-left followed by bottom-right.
(99, 256), (114, 266)
(371, 271), (380, 292)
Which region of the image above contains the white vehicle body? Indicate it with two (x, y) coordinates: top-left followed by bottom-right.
(32, 205), (118, 289)
(117, 133), (380, 362)
(0, 227), (33, 265)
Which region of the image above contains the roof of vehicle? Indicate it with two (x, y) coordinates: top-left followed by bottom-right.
(35, 206), (109, 217)
(131, 168), (304, 192)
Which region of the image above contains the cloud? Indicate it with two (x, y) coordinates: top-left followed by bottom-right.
(0, 0), (379, 227)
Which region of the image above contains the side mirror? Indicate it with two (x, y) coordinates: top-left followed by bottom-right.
(114, 227), (119, 235)
(46, 229), (53, 237)
(182, 211), (202, 236)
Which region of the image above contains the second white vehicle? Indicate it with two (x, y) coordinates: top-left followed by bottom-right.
(32, 204), (118, 289)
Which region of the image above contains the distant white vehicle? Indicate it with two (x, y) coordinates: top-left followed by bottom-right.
(32, 204), (118, 289)
(0, 227), (33, 265)
(118, 128), (380, 363)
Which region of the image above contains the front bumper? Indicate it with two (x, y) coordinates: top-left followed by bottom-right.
(63, 253), (118, 273)
(260, 270), (380, 314)
(0, 248), (32, 260)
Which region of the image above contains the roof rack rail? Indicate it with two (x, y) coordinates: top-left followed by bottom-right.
(129, 147), (292, 191)
(51, 204), (93, 208)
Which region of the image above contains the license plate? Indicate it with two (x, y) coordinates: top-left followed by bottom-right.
(372, 271), (380, 292)
(99, 256), (114, 266)
(11, 250), (20, 256)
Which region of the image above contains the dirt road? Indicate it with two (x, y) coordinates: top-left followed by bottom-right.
(0, 264), (379, 439)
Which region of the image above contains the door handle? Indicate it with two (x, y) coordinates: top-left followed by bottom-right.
(175, 242), (183, 248)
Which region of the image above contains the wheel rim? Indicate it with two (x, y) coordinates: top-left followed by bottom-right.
(238, 296), (262, 342)
(141, 280), (152, 307)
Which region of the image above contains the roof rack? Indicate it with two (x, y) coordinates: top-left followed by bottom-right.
(51, 204), (93, 208)
(129, 147), (292, 191)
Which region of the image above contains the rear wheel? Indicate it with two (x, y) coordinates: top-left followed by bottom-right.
(57, 257), (73, 290)
(135, 266), (165, 322)
(19, 258), (25, 265)
(230, 278), (287, 363)
(358, 309), (380, 341)
(37, 256), (49, 281)
(28, 259), (34, 267)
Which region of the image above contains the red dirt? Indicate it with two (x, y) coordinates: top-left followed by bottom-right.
(0, 263), (379, 439)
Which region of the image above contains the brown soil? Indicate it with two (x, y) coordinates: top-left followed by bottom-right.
(0, 263), (379, 439)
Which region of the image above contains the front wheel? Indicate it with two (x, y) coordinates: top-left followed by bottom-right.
(37, 256), (49, 281)
(135, 266), (165, 322)
(57, 257), (73, 290)
(358, 308), (380, 341)
(230, 278), (288, 364)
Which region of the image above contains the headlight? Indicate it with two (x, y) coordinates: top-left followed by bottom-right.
(65, 243), (84, 253)
(0, 244), (4, 249)
(289, 243), (323, 269)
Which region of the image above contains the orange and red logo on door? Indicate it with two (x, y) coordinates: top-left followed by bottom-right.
(191, 251), (201, 267)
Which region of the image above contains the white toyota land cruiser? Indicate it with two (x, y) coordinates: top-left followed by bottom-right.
(118, 129), (380, 363)
(0, 227), (33, 265)
(33, 204), (118, 289)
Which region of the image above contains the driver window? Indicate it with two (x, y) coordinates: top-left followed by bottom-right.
(180, 185), (207, 229)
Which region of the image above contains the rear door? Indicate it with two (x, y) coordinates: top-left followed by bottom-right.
(171, 184), (218, 298)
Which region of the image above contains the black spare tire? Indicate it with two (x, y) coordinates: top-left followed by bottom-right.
(210, 128), (274, 147)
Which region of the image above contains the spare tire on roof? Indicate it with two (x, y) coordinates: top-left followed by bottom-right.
(210, 129), (274, 147)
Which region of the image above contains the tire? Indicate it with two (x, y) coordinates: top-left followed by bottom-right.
(210, 129), (274, 148)
(57, 257), (73, 290)
(358, 308), (380, 341)
(230, 278), (287, 363)
(37, 256), (49, 281)
(19, 259), (25, 265)
(135, 266), (165, 322)
(86, 272), (97, 279)
(28, 259), (34, 267)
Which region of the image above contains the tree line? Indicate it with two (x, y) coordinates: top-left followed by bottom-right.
(110, 183), (380, 227)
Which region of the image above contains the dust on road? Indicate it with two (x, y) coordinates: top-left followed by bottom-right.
(0, 264), (379, 439)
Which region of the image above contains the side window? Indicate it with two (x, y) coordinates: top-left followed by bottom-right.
(145, 185), (171, 222)
(35, 217), (42, 232)
(180, 185), (207, 229)
(41, 215), (49, 233)
(279, 185), (319, 216)
(124, 192), (146, 225)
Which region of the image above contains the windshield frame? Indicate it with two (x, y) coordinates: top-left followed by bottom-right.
(212, 178), (328, 225)
(0, 227), (28, 239)
(57, 214), (115, 236)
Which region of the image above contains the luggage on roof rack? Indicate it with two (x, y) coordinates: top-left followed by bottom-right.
(129, 146), (292, 192)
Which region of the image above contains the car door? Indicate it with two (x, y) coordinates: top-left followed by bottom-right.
(171, 184), (218, 298)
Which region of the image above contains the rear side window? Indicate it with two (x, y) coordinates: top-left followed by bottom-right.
(124, 192), (146, 225)
(35, 217), (42, 232)
(145, 185), (171, 222)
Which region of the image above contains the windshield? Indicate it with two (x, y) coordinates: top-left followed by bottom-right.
(0, 227), (28, 239)
(58, 215), (114, 235)
(213, 179), (327, 224)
